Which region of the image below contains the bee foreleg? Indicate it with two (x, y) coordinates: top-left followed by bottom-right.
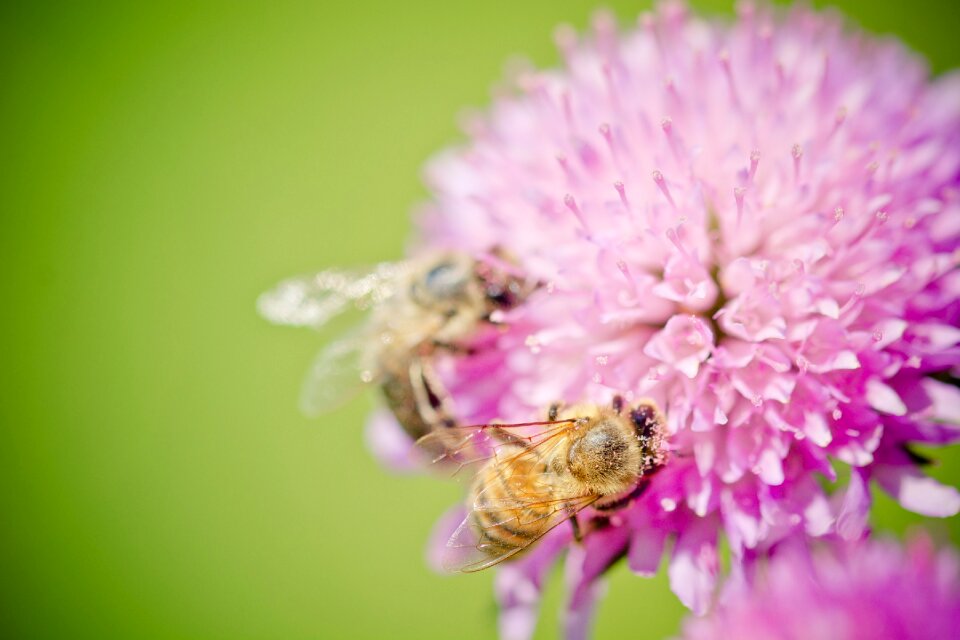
(569, 514), (582, 543)
(430, 340), (477, 356)
(482, 314), (502, 326)
(547, 402), (562, 421)
(409, 358), (457, 429)
(611, 394), (624, 413)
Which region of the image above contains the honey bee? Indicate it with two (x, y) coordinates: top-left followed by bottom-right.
(421, 396), (667, 572)
(258, 250), (535, 440)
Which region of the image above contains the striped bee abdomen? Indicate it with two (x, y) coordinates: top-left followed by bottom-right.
(469, 447), (557, 553)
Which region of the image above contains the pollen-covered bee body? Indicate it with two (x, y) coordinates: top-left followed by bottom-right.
(368, 251), (531, 440)
(428, 398), (667, 572)
(259, 250), (534, 442)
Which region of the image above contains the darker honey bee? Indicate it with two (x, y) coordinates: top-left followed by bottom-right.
(258, 250), (535, 441)
(420, 396), (667, 572)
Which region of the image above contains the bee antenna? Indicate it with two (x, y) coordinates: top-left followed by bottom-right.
(611, 394), (624, 412)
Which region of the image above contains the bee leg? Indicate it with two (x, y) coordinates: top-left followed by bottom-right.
(569, 514), (583, 543)
(479, 308), (516, 327)
(547, 402), (562, 422)
(611, 394), (624, 413)
(409, 358), (457, 429)
(430, 340), (477, 357)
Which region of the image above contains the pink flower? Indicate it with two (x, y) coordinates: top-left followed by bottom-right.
(678, 534), (960, 640)
(370, 1), (960, 636)
(644, 315), (714, 378)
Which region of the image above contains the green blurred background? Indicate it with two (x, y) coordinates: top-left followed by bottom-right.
(2, 1), (958, 638)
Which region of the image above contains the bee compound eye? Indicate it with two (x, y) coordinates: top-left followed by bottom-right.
(423, 261), (468, 302)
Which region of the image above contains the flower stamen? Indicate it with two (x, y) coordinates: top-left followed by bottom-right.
(652, 169), (677, 209)
(748, 149), (760, 183)
(791, 143), (803, 182)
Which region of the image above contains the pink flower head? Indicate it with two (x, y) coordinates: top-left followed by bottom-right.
(679, 534), (960, 640)
(368, 1), (960, 637)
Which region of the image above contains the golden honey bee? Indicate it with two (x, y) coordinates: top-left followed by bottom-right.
(421, 396), (667, 572)
(258, 250), (535, 441)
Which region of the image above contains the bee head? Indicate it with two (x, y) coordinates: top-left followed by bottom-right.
(410, 256), (475, 313)
(473, 257), (535, 312)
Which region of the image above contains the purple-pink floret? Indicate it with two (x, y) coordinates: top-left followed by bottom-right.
(679, 534), (960, 640)
(369, 1), (960, 637)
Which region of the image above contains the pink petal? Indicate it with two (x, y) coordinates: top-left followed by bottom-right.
(668, 520), (719, 614)
(803, 412), (832, 447)
(866, 379), (908, 416)
(721, 487), (762, 551)
(364, 409), (420, 472)
(755, 448), (785, 486)
(676, 355), (702, 379)
(712, 340), (756, 368)
(922, 378), (960, 425)
(871, 319), (908, 350)
(628, 523), (667, 576)
(875, 466), (960, 517)
(564, 526), (628, 640)
(803, 490), (835, 537)
(495, 528), (569, 640)
(912, 323), (960, 351)
(836, 468), (870, 540)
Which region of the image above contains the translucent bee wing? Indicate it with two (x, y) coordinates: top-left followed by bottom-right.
(440, 514), (513, 573)
(417, 419), (578, 475)
(258, 262), (411, 330)
(471, 464), (562, 508)
(440, 491), (598, 573)
(468, 431), (584, 511)
(298, 334), (374, 417)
